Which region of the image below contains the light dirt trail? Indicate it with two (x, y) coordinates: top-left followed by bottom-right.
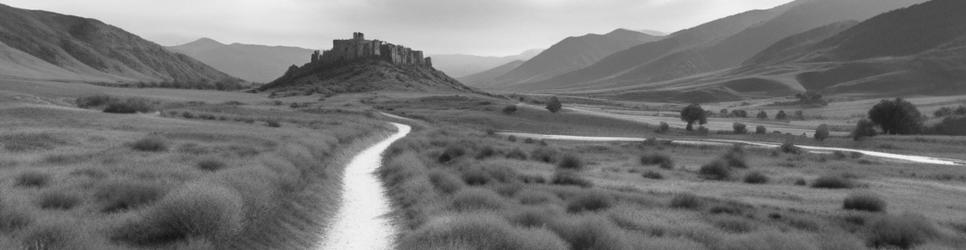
(317, 123), (410, 250)
(498, 132), (966, 166)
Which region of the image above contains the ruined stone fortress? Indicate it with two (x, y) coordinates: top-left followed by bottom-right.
(310, 32), (432, 67)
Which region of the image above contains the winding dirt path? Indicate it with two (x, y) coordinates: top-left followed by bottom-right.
(317, 123), (410, 250)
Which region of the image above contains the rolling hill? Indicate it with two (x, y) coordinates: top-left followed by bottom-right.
(168, 38), (314, 83)
(458, 60), (525, 86)
(485, 29), (662, 88)
(0, 3), (242, 88)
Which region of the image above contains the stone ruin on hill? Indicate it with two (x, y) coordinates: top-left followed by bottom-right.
(308, 32), (431, 67)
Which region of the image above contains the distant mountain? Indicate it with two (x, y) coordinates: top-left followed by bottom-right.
(260, 33), (473, 96)
(168, 39), (316, 83)
(637, 29), (668, 37)
(489, 29), (662, 87)
(458, 60), (525, 86)
(745, 20), (860, 65)
(513, 0), (926, 92)
(0, 3), (242, 88)
(430, 49), (541, 78)
(510, 7), (790, 91)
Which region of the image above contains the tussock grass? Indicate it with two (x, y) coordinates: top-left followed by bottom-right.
(506, 148), (528, 160)
(642, 170), (664, 179)
(867, 213), (939, 249)
(710, 215), (757, 233)
(94, 180), (167, 213)
(720, 146), (748, 168)
(640, 153), (674, 169)
(0, 133), (65, 152)
(113, 183), (244, 246)
(811, 175), (853, 189)
(398, 214), (568, 250)
(557, 154), (584, 170)
(531, 147), (560, 163)
(15, 171), (50, 188)
(196, 159), (228, 172)
(507, 207), (561, 228)
(0, 209), (32, 233)
(670, 193), (703, 210)
(438, 145), (466, 163)
(515, 189), (560, 205)
(451, 188), (508, 212)
(36, 192), (81, 210)
(21, 222), (85, 250)
(550, 172), (593, 188)
(566, 190), (614, 213)
(699, 160), (731, 180)
(548, 215), (630, 250)
(129, 136), (169, 152)
(719, 231), (814, 250)
(743, 171), (769, 184)
(428, 170), (464, 194)
(842, 192), (886, 212)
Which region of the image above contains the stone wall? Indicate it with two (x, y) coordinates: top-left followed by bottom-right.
(313, 33), (431, 67)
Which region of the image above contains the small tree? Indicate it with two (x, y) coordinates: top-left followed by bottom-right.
(680, 104), (707, 131)
(757, 110), (768, 120)
(545, 96), (562, 113)
(852, 119), (877, 141)
(732, 122), (747, 134)
(776, 110), (788, 120)
(814, 124), (830, 141)
(656, 122), (670, 134)
(755, 125), (767, 134)
(868, 98), (923, 135)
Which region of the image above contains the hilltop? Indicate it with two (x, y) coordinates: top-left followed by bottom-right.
(258, 33), (474, 96)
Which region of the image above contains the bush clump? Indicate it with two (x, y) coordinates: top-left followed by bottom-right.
(670, 193), (703, 209)
(36, 192), (81, 210)
(196, 159), (227, 171)
(733, 122), (747, 134)
(506, 148), (528, 160)
(867, 213), (938, 249)
(756, 125), (767, 134)
(451, 189), (508, 212)
(531, 147), (560, 163)
(438, 145), (466, 163)
(550, 172), (593, 188)
(94, 180), (167, 213)
(557, 154), (584, 171)
(743, 171), (769, 184)
(502, 105), (518, 114)
(640, 153), (674, 169)
(548, 216), (630, 250)
(721, 146), (748, 168)
(811, 175), (853, 189)
(814, 124), (830, 141)
(642, 171), (664, 180)
(428, 170), (464, 195)
(130, 136), (169, 152)
(656, 122), (670, 133)
(699, 160), (731, 180)
(265, 120), (282, 128)
(112, 183), (244, 245)
(15, 171), (50, 188)
(842, 192), (886, 212)
(565, 191), (613, 213)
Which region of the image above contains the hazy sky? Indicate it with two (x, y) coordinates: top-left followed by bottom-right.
(3, 0), (793, 56)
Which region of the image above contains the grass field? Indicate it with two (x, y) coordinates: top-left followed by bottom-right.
(0, 79), (388, 249)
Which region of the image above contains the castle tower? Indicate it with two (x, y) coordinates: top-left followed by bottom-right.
(353, 32), (364, 40)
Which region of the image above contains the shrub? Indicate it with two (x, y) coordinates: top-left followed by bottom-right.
(130, 136), (168, 152)
(550, 172), (593, 188)
(438, 146), (466, 163)
(640, 153), (674, 169)
(699, 160), (731, 180)
(475, 146), (497, 159)
(502, 105), (518, 114)
(104, 98), (155, 114)
(508, 135), (517, 142)
(670, 193), (702, 209)
(743, 172), (769, 184)
(36, 192), (81, 210)
(265, 120), (281, 128)
(76, 95), (116, 108)
(794, 178), (807, 186)
(642, 171), (664, 180)
(451, 189), (507, 212)
(566, 191), (614, 213)
(524, 138), (536, 144)
(398, 214), (568, 250)
(428, 170), (464, 194)
(112, 183), (243, 245)
(721, 146), (747, 168)
(15, 171), (50, 188)
(506, 148), (528, 160)
(852, 119), (877, 141)
(545, 96), (562, 113)
(557, 154), (584, 171)
(94, 180), (167, 213)
(531, 147), (560, 163)
(656, 122), (670, 133)
(757, 110), (769, 119)
(811, 175), (852, 189)
(548, 216), (630, 250)
(755, 125), (767, 134)
(842, 192), (886, 212)
(182, 112), (195, 119)
(867, 213), (938, 249)
(814, 124), (830, 141)
(461, 169), (492, 186)
(196, 159), (227, 171)
(775, 110), (788, 120)
(780, 141), (802, 154)
(733, 122), (747, 134)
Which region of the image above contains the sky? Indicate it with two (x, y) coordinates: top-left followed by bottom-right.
(2, 0), (794, 56)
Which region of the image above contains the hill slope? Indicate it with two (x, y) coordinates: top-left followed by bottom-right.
(430, 49), (541, 78)
(168, 38), (314, 83)
(489, 29), (661, 87)
(458, 60), (525, 86)
(0, 3), (242, 88)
